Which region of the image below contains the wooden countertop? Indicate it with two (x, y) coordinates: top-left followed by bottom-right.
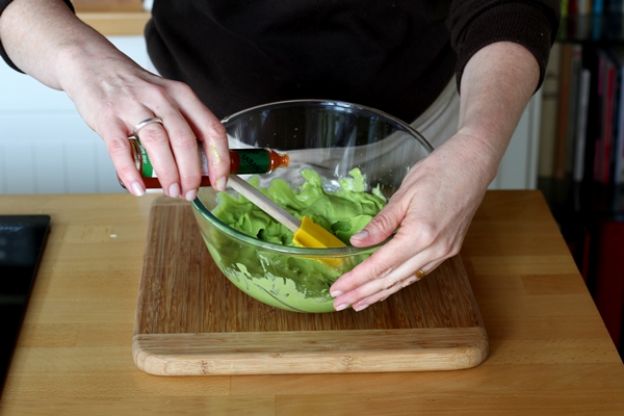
(0, 191), (623, 415)
(74, 1), (150, 36)
(77, 11), (149, 36)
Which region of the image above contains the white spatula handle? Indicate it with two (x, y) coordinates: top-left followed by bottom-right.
(227, 175), (300, 233)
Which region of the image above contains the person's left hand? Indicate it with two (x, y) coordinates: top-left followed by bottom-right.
(329, 131), (494, 311)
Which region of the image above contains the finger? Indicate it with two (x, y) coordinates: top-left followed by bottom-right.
(133, 117), (180, 198)
(169, 82), (229, 191)
(156, 106), (202, 200)
(332, 246), (432, 311)
(352, 274), (421, 311)
(351, 258), (447, 312)
(100, 120), (145, 197)
(341, 251), (451, 311)
(331, 221), (428, 297)
(350, 198), (405, 247)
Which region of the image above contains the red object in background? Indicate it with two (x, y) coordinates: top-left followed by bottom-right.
(594, 221), (624, 348)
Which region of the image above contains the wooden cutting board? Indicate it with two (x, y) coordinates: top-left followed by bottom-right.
(133, 198), (488, 375)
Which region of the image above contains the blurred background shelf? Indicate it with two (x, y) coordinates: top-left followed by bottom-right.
(538, 4), (624, 359)
(558, 13), (624, 44)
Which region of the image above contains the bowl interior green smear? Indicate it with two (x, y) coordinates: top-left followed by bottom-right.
(206, 168), (387, 312)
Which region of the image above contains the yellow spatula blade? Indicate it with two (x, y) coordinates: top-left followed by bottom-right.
(293, 216), (346, 248)
(293, 216), (345, 267)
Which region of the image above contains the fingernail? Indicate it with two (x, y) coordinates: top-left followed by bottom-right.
(353, 303), (369, 312)
(168, 183), (180, 198)
(130, 181), (144, 197)
(334, 304), (349, 311)
(351, 230), (369, 241)
(185, 189), (197, 201)
(330, 289), (342, 297)
(214, 177), (227, 192)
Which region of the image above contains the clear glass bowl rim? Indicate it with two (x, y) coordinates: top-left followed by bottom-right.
(191, 98), (433, 257)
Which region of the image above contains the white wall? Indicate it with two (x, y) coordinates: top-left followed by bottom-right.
(0, 36), (155, 194)
(491, 90), (542, 189)
(0, 36), (540, 194)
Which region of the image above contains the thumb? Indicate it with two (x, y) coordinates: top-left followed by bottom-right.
(350, 201), (404, 247)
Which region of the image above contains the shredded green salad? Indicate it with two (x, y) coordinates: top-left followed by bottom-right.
(205, 168), (387, 312)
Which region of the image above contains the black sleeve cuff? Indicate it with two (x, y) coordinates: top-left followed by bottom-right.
(450, 2), (559, 94)
(0, 0), (75, 73)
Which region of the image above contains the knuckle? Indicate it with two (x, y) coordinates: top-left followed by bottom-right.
(447, 243), (461, 257)
(204, 120), (226, 140)
(93, 104), (118, 132)
(365, 256), (393, 279)
(414, 222), (437, 246)
(99, 101), (117, 120)
(170, 131), (197, 148)
(147, 84), (170, 102)
(435, 240), (453, 257)
(107, 137), (129, 156)
(369, 212), (395, 233)
(138, 127), (167, 146)
(170, 80), (193, 95)
(350, 285), (374, 302)
(376, 286), (401, 305)
(400, 279), (415, 289)
(181, 174), (201, 189)
(381, 276), (396, 290)
(389, 283), (404, 295)
(435, 239), (460, 258)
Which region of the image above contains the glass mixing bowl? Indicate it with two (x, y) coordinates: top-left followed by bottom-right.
(191, 100), (432, 313)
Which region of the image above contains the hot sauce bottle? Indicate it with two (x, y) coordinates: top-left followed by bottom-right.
(126, 140), (289, 189)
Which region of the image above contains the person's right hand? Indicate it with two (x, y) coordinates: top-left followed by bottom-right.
(59, 47), (229, 200)
(0, 0), (227, 199)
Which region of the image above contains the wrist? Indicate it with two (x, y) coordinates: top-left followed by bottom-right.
(55, 32), (131, 97)
(448, 127), (504, 185)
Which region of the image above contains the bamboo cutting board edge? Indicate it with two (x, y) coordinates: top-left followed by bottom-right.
(133, 327), (488, 375)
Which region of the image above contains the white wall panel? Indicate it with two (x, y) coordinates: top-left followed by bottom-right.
(64, 140), (99, 193)
(33, 140), (66, 193)
(489, 90), (542, 190)
(0, 36), (153, 195)
(0, 112), (113, 194)
(95, 139), (122, 193)
(3, 141), (36, 194)
(0, 142), (5, 193)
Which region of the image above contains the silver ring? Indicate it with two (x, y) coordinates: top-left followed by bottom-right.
(129, 116), (163, 139)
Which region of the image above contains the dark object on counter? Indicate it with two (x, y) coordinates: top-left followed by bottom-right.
(0, 215), (50, 396)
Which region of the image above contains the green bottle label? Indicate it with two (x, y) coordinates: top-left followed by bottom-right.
(237, 149), (271, 173)
(134, 140), (273, 178)
(139, 144), (156, 177)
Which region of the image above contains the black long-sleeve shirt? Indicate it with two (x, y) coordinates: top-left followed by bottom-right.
(0, 0), (559, 121)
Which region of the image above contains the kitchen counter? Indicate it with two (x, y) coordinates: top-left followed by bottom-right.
(0, 191), (622, 415)
(75, 2), (149, 36)
(77, 11), (148, 36)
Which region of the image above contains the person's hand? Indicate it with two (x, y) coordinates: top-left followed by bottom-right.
(328, 41), (540, 312)
(0, 0), (228, 199)
(60, 49), (229, 199)
(329, 131), (496, 311)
